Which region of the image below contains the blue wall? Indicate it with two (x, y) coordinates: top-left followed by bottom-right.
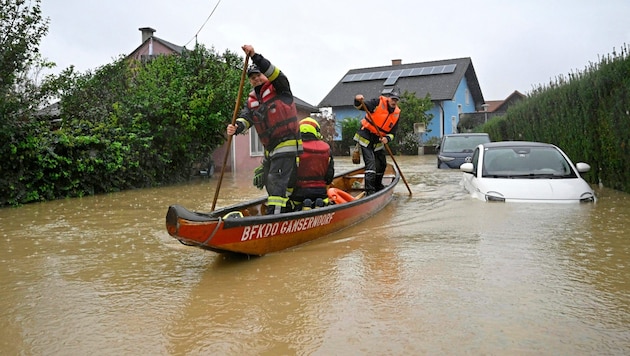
(421, 78), (478, 142)
(331, 106), (362, 141)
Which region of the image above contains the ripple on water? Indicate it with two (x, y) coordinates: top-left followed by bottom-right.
(2, 155), (630, 354)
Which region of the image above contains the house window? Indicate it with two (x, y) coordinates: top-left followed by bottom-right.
(250, 130), (264, 156)
(465, 89), (470, 105)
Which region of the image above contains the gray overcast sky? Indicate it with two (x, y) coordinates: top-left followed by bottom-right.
(39, 0), (629, 106)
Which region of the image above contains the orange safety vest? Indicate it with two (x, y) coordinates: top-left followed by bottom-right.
(295, 140), (330, 189)
(361, 96), (400, 135)
(247, 81), (299, 148)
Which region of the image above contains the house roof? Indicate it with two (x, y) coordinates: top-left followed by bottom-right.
(484, 100), (504, 113)
(152, 36), (185, 54)
(294, 96), (318, 113)
(126, 36), (185, 59)
(480, 90), (527, 113)
(492, 90), (526, 112)
(35, 101), (61, 117)
(318, 57), (484, 107)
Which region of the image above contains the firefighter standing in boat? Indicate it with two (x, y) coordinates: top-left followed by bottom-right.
(353, 88), (401, 196)
(227, 45), (302, 214)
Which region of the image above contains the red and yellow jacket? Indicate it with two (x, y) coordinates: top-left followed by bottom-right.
(246, 82), (299, 150)
(295, 139), (332, 189)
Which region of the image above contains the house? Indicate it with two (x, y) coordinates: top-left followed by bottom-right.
(35, 101), (62, 130)
(487, 90), (527, 114)
(458, 90), (527, 131)
(127, 27), (185, 61)
(319, 58), (485, 141)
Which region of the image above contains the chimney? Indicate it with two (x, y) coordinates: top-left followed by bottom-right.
(391, 59), (402, 66)
(139, 27), (156, 43)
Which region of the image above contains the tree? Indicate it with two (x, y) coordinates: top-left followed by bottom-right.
(396, 91), (433, 154)
(121, 44), (243, 182)
(0, 1), (251, 205)
(48, 44), (244, 192)
(0, 0), (53, 205)
(341, 116), (361, 153)
(0, 0), (49, 116)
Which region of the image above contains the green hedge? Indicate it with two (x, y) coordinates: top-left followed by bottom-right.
(1, 45), (244, 206)
(484, 45), (630, 193)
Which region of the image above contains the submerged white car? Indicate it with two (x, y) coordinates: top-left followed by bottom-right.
(460, 141), (596, 203)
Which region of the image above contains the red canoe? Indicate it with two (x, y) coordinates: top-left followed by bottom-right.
(165, 163), (400, 256)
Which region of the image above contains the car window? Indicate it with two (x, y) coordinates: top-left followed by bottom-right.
(471, 147), (481, 175)
(527, 148), (575, 176)
(442, 135), (490, 153)
(483, 147), (577, 178)
(484, 149), (517, 174)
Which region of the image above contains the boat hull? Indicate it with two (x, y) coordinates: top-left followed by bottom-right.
(165, 164), (399, 256)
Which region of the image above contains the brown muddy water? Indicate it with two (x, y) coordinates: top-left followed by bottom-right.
(1, 155), (629, 355)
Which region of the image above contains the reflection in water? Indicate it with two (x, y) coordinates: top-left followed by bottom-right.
(1, 155), (629, 354)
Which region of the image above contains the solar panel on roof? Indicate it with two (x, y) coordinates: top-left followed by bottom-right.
(383, 77), (397, 85)
(341, 63), (457, 83)
(444, 64), (456, 72)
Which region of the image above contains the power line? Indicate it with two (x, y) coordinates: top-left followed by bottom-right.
(184, 0), (223, 47)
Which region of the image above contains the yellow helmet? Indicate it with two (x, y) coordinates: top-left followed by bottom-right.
(299, 117), (322, 138)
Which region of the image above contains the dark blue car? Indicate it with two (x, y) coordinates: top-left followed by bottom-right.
(437, 133), (491, 169)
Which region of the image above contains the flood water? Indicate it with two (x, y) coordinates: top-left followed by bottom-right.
(1, 155), (629, 355)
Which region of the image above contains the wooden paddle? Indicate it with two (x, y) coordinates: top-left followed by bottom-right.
(359, 101), (412, 196)
(211, 56), (250, 211)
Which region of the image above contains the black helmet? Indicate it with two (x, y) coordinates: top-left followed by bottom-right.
(382, 87), (400, 100)
(247, 64), (262, 77)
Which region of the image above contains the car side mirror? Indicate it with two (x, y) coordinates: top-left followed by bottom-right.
(575, 162), (591, 173)
(460, 162), (474, 173)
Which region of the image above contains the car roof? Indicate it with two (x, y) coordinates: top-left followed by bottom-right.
(444, 133), (489, 137)
(481, 141), (555, 149)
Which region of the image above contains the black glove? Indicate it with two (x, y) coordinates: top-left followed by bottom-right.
(253, 164), (265, 189)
